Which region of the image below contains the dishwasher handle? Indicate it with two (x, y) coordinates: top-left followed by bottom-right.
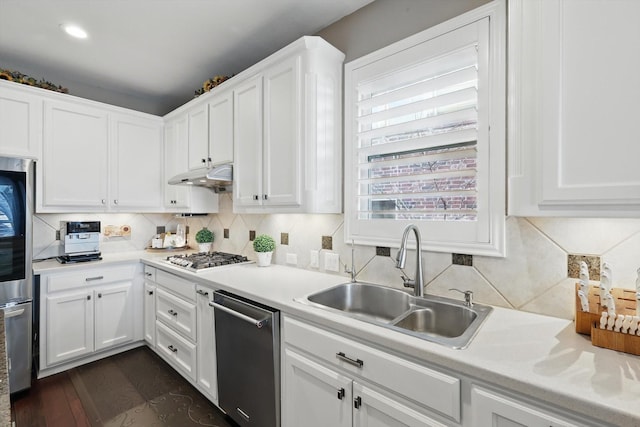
(210, 301), (269, 328)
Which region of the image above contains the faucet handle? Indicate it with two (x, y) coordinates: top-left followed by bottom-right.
(449, 288), (474, 307)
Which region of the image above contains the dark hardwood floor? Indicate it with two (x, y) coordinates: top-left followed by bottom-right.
(11, 346), (239, 427)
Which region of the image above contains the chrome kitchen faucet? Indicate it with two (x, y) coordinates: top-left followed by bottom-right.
(395, 224), (424, 297)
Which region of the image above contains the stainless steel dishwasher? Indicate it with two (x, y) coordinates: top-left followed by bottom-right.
(211, 290), (280, 427)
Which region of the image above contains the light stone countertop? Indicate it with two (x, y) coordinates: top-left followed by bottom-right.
(33, 252), (640, 427)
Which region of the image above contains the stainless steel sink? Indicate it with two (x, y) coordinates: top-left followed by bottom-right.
(306, 281), (411, 322)
(298, 282), (492, 349)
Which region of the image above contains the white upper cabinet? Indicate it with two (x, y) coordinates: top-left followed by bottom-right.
(182, 88), (234, 171)
(110, 113), (163, 210)
(37, 97), (164, 212)
(208, 89), (234, 165)
(187, 102), (209, 170)
(0, 81), (42, 159)
(232, 36), (344, 214)
(40, 99), (109, 210)
(509, 0), (640, 216)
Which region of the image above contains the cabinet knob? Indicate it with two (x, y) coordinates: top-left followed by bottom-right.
(86, 295), (91, 301)
(101, 199), (106, 205)
(253, 195), (259, 200)
(337, 387), (345, 400)
(148, 290), (154, 295)
(201, 158), (206, 164)
(98, 293), (102, 298)
(113, 199), (118, 205)
(263, 194), (268, 200)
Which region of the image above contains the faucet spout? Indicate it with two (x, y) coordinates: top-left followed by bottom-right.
(395, 224), (424, 297)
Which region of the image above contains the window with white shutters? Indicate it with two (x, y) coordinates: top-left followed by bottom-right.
(345, 2), (506, 256)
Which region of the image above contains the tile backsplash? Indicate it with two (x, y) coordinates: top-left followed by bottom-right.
(33, 194), (640, 321)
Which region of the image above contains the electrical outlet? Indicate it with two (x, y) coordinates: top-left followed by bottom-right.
(325, 252), (340, 272)
(309, 250), (319, 268)
(286, 253), (298, 266)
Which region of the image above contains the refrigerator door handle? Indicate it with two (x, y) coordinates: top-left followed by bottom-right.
(4, 308), (25, 319)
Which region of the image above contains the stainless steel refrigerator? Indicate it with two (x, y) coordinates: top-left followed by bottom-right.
(0, 157), (33, 393)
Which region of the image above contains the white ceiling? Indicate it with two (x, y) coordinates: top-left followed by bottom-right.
(0, 0), (373, 115)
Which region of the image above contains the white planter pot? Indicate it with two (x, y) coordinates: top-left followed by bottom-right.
(256, 251), (273, 267)
(198, 242), (212, 253)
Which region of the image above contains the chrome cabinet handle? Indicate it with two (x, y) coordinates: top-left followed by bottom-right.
(85, 276), (104, 282)
(209, 301), (269, 328)
(145, 272), (153, 277)
(168, 309), (178, 317)
(336, 352), (364, 368)
(101, 199), (106, 204)
(196, 289), (209, 297)
(168, 345), (178, 353)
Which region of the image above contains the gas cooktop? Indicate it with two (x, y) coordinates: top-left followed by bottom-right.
(165, 251), (251, 272)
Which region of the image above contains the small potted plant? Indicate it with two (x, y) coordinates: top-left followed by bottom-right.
(253, 234), (275, 267)
(195, 227), (214, 253)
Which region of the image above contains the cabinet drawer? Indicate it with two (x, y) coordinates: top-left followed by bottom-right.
(283, 316), (461, 422)
(47, 264), (136, 293)
(143, 265), (156, 282)
(156, 321), (196, 382)
(156, 288), (196, 341)
(155, 269), (195, 301)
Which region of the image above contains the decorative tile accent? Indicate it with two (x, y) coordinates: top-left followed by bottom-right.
(156, 226), (165, 234)
(249, 230), (256, 241)
(322, 235), (332, 250)
(376, 246), (391, 257)
(281, 233), (289, 245)
(223, 229), (229, 239)
(452, 254), (473, 266)
(567, 254), (600, 280)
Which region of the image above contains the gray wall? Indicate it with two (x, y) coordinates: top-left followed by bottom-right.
(317, 0), (491, 63)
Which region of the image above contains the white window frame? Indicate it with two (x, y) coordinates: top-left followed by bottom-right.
(344, 0), (506, 257)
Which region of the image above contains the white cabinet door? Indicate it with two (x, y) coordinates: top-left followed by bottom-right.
(0, 82), (41, 158)
(282, 348), (352, 427)
(164, 115), (190, 209)
(353, 382), (447, 427)
(233, 75), (263, 207)
(143, 282), (156, 346)
(46, 290), (94, 365)
(110, 114), (163, 210)
(471, 386), (583, 427)
(94, 282), (134, 351)
(263, 55), (301, 207)
(40, 100), (108, 210)
(208, 90), (233, 165)
(196, 286), (217, 403)
(509, 0), (640, 216)
(187, 102), (209, 170)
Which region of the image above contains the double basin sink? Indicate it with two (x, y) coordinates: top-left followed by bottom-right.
(298, 282), (492, 349)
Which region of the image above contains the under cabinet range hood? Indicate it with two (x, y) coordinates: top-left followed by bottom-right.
(168, 163), (233, 192)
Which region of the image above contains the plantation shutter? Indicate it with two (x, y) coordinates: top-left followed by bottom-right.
(355, 40), (479, 222)
(345, 11), (506, 256)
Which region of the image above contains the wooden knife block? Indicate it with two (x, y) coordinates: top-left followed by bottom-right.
(574, 283), (640, 356)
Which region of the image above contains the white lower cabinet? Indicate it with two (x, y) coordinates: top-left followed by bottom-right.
(470, 386), (599, 427)
(40, 262), (141, 374)
(282, 315), (459, 427)
(156, 320), (197, 381)
(143, 282), (156, 346)
(195, 285), (217, 403)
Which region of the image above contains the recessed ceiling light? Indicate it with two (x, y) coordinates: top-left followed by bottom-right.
(60, 24), (88, 39)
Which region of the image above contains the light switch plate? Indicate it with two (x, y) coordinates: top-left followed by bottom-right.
(309, 250), (319, 268)
(325, 252), (340, 272)
(286, 253), (298, 266)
